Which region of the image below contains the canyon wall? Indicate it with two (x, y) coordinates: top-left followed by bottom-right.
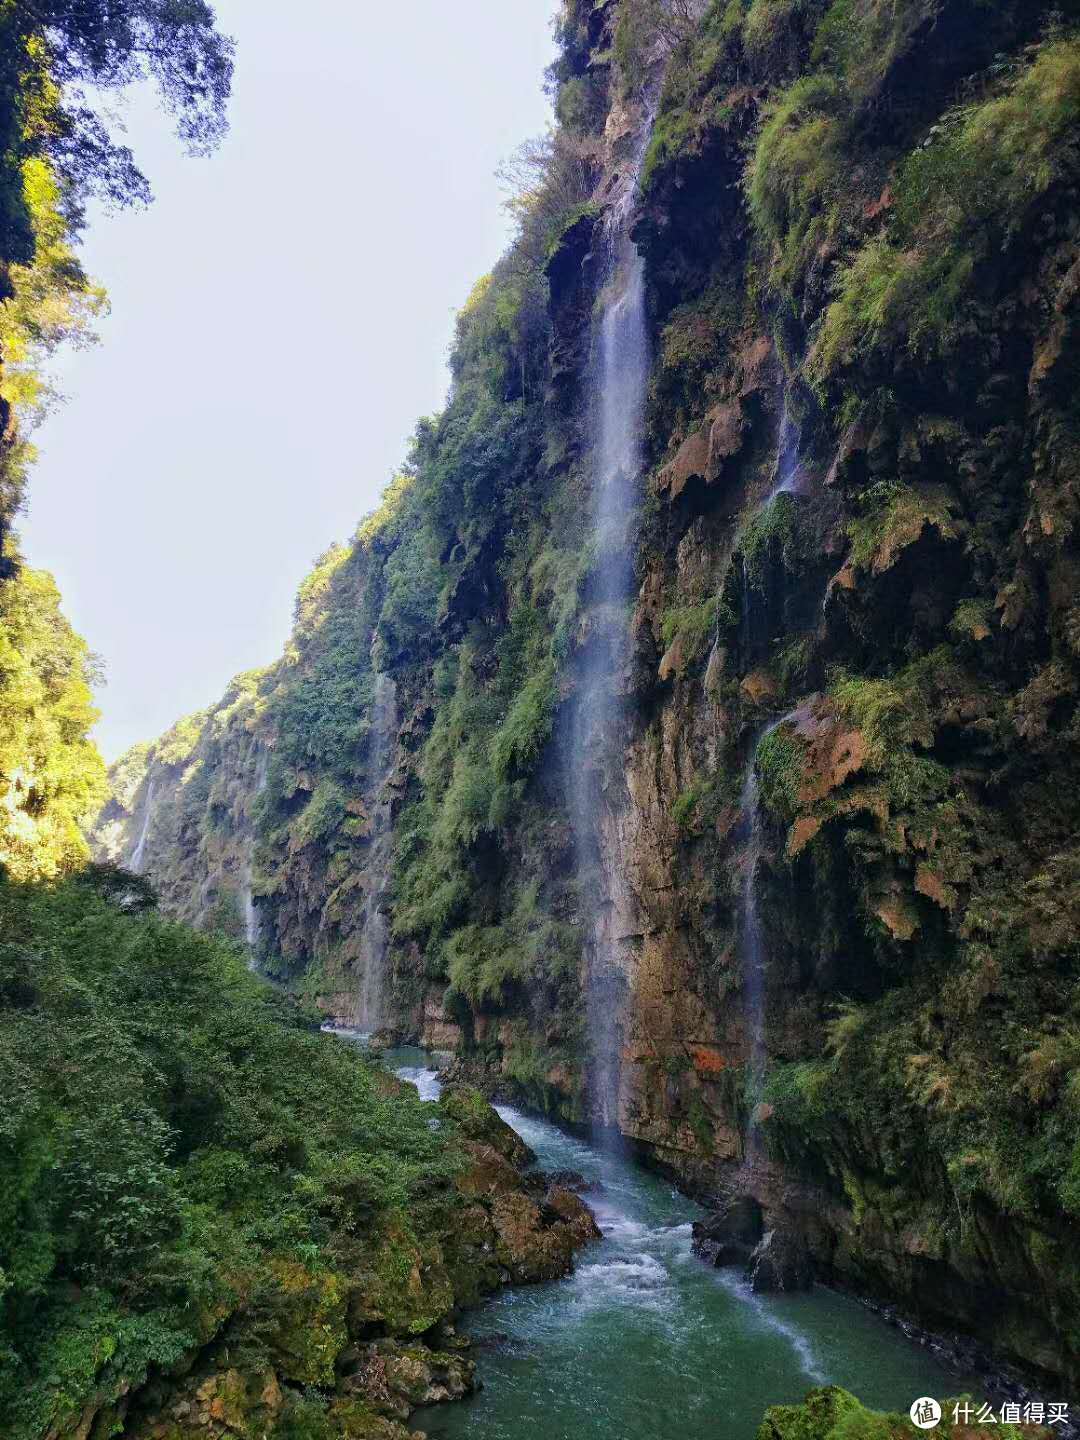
(98, 0), (1080, 1391)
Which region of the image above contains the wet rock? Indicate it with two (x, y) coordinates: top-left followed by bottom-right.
(542, 1184), (604, 1246)
(343, 1340), (477, 1420)
(439, 1086), (535, 1167)
(746, 1228), (814, 1294)
(544, 1168), (599, 1193)
(449, 1138), (600, 1290)
(691, 1194), (763, 1267)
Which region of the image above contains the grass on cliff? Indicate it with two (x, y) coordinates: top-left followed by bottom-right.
(811, 34), (1080, 374)
(0, 869), (458, 1440)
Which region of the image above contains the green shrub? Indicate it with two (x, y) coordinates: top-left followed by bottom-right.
(755, 723), (805, 819)
(739, 491), (800, 588)
(746, 73), (844, 287)
(661, 596), (721, 663)
(812, 37), (1080, 373)
(0, 874), (459, 1436)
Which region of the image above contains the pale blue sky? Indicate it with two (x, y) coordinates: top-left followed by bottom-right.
(20, 1), (557, 760)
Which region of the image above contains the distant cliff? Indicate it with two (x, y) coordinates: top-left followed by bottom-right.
(99, 0), (1080, 1392)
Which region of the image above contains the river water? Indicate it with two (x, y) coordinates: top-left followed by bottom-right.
(356, 1044), (984, 1440)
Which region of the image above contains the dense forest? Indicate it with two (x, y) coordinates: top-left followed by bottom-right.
(5, 0), (1080, 1435)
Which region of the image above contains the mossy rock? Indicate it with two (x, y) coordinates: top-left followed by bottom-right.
(442, 1200), (506, 1305)
(324, 1397), (415, 1440)
(131, 1367), (285, 1440)
(758, 1386), (867, 1440)
(352, 1213), (455, 1337)
(439, 1085), (535, 1167)
(757, 1385), (1052, 1438)
(268, 1260), (349, 1386)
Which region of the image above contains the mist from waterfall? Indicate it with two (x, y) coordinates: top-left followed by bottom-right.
(573, 97), (658, 1143)
(129, 778), (156, 874)
(357, 672), (398, 1031)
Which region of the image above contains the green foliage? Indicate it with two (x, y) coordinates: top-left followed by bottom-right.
(843, 482), (959, 576)
(949, 598), (993, 644)
(812, 36), (1080, 373)
(829, 667), (932, 761)
(5, 0), (232, 216)
(0, 156), (106, 420)
(756, 723), (805, 819)
(444, 875), (580, 1007)
(614, 0), (703, 94)
(639, 0), (747, 192)
(661, 596), (720, 664)
(746, 73), (845, 290)
(739, 491), (800, 588)
(0, 562), (106, 881)
(0, 1), (231, 551)
(756, 1383), (1037, 1440)
(743, 0), (826, 72)
(673, 780), (710, 832)
(0, 873), (460, 1437)
(651, 280), (745, 431)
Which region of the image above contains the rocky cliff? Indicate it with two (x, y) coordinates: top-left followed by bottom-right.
(98, 0), (1080, 1394)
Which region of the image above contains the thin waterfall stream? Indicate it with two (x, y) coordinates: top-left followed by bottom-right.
(734, 385), (810, 1148)
(336, 1039), (984, 1440)
(129, 777), (156, 874)
(574, 92), (656, 1143)
(357, 672), (398, 1030)
(241, 748), (269, 967)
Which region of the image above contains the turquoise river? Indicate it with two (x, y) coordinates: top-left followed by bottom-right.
(361, 1041), (989, 1440)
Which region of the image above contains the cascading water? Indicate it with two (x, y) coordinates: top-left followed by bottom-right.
(129, 777), (156, 874)
(773, 390), (802, 498)
(240, 749), (269, 968)
(734, 390), (810, 1153)
(357, 672), (398, 1031)
(573, 95), (657, 1143)
(737, 715), (791, 1156)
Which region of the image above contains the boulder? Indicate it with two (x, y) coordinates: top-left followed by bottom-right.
(439, 1086), (535, 1167)
(746, 1228), (814, 1293)
(691, 1194), (763, 1268)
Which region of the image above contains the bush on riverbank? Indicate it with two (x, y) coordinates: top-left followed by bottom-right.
(757, 1385), (1053, 1439)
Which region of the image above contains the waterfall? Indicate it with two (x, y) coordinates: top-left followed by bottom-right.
(737, 718), (785, 1155)
(573, 94), (658, 1141)
(357, 673), (398, 1031)
(736, 387), (807, 1154)
(241, 749), (269, 968)
(129, 778), (156, 874)
(773, 390), (801, 499)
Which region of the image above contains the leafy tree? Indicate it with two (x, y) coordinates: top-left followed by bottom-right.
(10, 0), (234, 213)
(0, 559), (106, 880)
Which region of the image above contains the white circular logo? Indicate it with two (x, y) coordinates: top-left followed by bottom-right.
(910, 1398), (942, 1430)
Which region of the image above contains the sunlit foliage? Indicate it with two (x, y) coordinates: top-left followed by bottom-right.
(0, 560), (105, 880)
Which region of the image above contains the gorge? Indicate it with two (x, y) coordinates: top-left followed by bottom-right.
(2, 0), (1080, 1435)
(94, 0), (1080, 1410)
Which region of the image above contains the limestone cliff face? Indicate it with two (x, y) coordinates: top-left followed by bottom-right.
(98, 0), (1080, 1391)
